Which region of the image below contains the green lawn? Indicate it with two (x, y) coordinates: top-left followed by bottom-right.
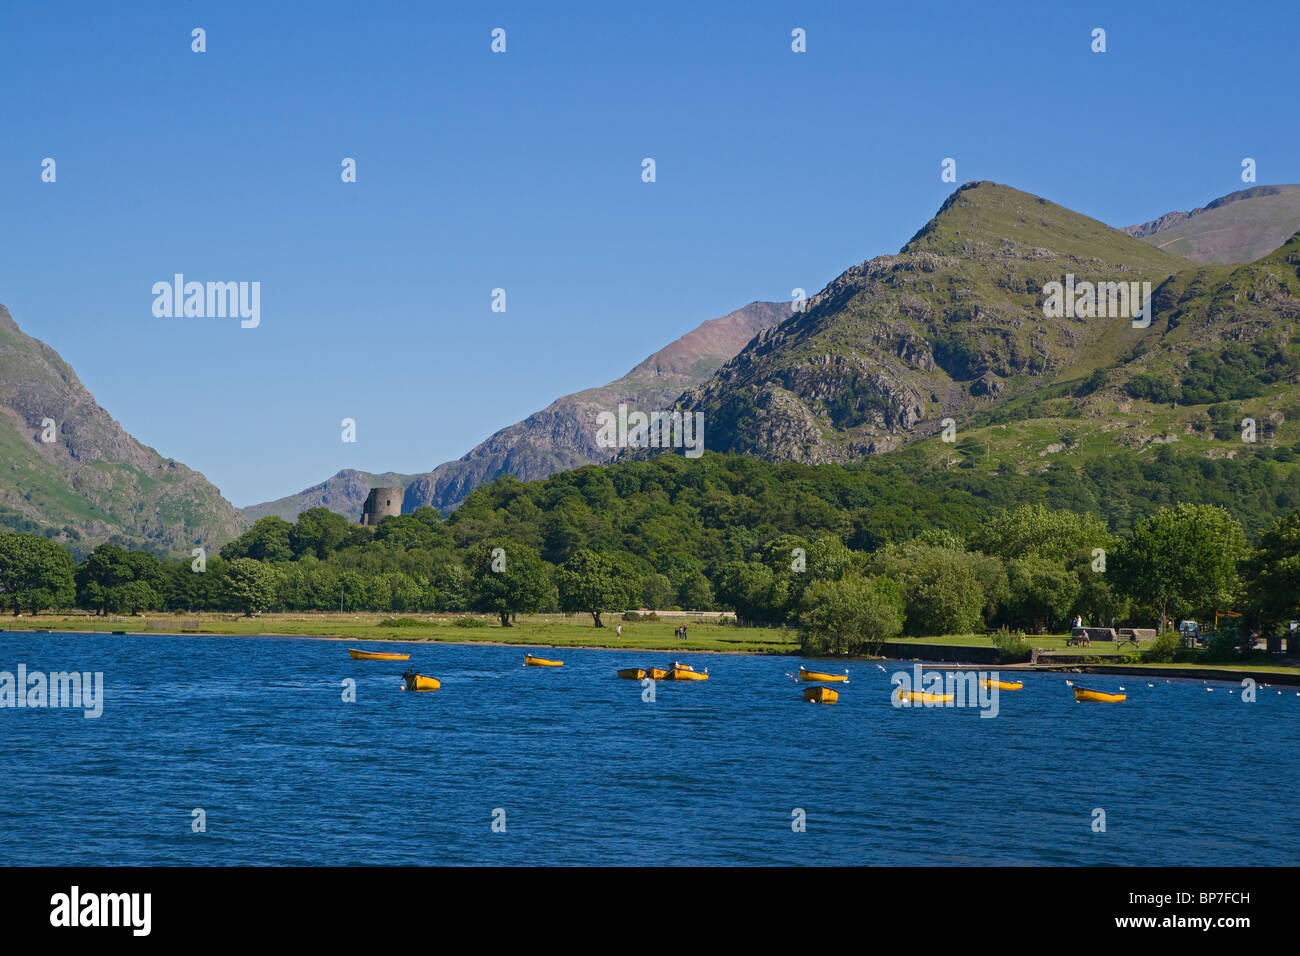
(0, 611), (801, 655)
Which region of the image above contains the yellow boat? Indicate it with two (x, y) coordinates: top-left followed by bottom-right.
(799, 667), (849, 683)
(647, 667), (670, 680)
(402, 671), (440, 692)
(524, 655), (563, 667)
(1074, 686), (1126, 703)
(894, 688), (953, 704)
(984, 678), (1023, 691)
(671, 661), (696, 671)
(803, 685), (838, 704)
(617, 668), (647, 680)
(348, 648), (410, 661)
(667, 667), (709, 681)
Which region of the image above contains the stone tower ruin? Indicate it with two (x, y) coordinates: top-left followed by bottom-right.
(359, 487), (403, 526)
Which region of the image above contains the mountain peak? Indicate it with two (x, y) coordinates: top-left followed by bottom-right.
(902, 182), (1186, 273)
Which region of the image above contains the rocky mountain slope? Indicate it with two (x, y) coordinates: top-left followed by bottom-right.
(676, 182), (1300, 470)
(0, 304), (246, 555)
(245, 300), (789, 521)
(1122, 185), (1300, 264)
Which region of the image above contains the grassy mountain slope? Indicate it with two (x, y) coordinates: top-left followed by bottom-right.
(0, 304), (246, 555)
(678, 182), (1192, 462)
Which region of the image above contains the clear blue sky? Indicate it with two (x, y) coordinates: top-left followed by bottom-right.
(1, 0), (1296, 506)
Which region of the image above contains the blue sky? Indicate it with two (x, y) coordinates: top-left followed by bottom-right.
(1, 0), (1296, 506)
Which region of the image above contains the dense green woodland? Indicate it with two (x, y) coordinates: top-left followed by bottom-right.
(3, 452), (1300, 656)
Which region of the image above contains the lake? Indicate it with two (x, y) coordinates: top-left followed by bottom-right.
(1, 631), (1296, 865)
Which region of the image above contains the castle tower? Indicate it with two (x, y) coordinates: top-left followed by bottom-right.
(359, 487), (403, 526)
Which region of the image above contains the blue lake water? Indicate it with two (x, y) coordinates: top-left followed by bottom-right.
(1, 631), (1297, 866)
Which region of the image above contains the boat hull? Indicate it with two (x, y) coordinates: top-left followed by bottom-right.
(984, 679), (1023, 691)
(647, 668), (670, 680)
(803, 686), (838, 703)
(667, 668), (708, 681)
(799, 667), (848, 683)
(894, 689), (953, 704)
(348, 649), (410, 661)
(1074, 687), (1126, 703)
(617, 668), (647, 680)
(525, 655), (563, 667)
(404, 674), (440, 691)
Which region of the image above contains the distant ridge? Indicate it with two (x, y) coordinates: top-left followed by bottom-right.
(242, 300), (791, 521)
(1121, 185), (1300, 264)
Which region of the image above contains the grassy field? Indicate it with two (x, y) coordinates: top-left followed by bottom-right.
(0, 611), (802, 655)
(3, 613), (1295, 674)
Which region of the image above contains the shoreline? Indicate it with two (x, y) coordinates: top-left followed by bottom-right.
(5, 624), (1296, 684)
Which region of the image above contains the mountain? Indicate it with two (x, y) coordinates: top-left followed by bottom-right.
(244, 300), (790, 521)
(238, 469), (418, 523)
(1122, 185), (1300, 264)
(677, 181), (1300, 469)
(0, 304), (245, 555)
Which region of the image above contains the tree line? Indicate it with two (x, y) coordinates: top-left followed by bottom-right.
(1, 453), (1299, 651)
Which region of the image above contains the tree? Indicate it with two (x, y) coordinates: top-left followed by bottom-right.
(469, 542), (551, 626)
(1117, 504), (1246, 632)
(896, 548), (986, 637)
(679, 569), (714, 610)
(555, 550), (630, 627)
(223, 558), (279, 616)
(799, 574), (904, 655)
(970, 504), (1110, 563)
(290, 508), (352, 559)
(1242, 507), (1300, 632)
(219, 516), (294, 563)
(0, 533), (76, 614)
(715, 560), (785, 624)
(75, 543), (136, 615)
(640, 573), (675, 610)
(1004, 558), (1080, 633)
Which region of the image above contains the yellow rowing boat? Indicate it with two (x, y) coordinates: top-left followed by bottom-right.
(799, 667), (849, 683)
(348, 648), (410, 661)
(402, 671), (440, 691)
(617, 668), (647, 680)
(803, 686), (838, 703)
(667, 667), (709, 681)
(646, 667), (670, 680)
(524, 655), (563, 667)
(984, 678), (1023, 691)
(1074, 686), (1125, 703)
(894, 688), (953, 704)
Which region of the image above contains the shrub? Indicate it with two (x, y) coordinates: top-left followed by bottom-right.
(990, 626), (1032, 663)
(1142, 629), (1181, 663)
(378, 616), (423, 627)
(452, 616), (489, 628)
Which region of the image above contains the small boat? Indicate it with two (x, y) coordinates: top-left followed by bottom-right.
(401, 670), (440, 692)
(799, 667), (849, 683)
(894, 688), (953, 704)
(617, 668), (647, 680)
(984, 678), (1023, 691)
(803, 686), (838, 704)
(348, 648), (410, 661)
(671, 662), (696, 672)
(1074, 686), (1126, 703)
(667, 667), (709, 681)
(524, 655), (563, 667)
(647, 667), (670, 680)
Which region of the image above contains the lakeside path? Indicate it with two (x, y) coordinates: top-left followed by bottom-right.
(3, 612), (1296, 684)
